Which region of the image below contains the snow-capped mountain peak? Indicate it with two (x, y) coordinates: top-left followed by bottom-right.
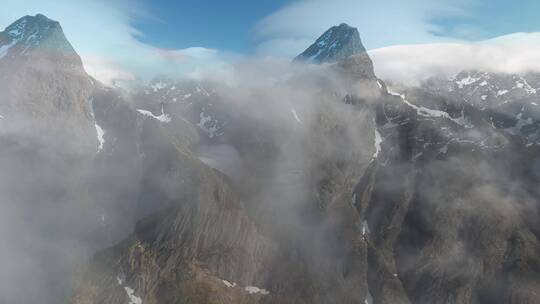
(0, 14), (74, 59)
(294, 23), (366, 64)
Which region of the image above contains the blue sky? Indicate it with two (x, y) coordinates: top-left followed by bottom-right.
(430, 0), (540, 40)
(131, 0), (540, 52)
(132, 0), (290, 52)
(2, 0), (540, 84)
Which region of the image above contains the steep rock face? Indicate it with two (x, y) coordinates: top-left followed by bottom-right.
(294, 23), (367, 64)
(0, 15), (101, 304)
(0, 14), (96, 154)
(90, 85), (143, 245)
(294, 23), (378, 101)
(333, 52), (377, 82)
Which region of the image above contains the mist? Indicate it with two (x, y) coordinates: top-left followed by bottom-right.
(0, 49), (380, 303)
(2, 9), (540, 304)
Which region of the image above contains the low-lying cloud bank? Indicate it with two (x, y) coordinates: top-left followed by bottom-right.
(370, 32), (540, 85)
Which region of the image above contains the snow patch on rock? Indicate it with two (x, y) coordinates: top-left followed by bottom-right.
(365, 289), (374, 304)
(373, 127), (382, 159)
(290, 108), (302, 124)
(95, 122), (105, 152)
(245, 286), (270, 295)
(455, 75), (479, 88)
(362, 220), (370, 237)
(222, 280), (237, 288)
(497, 89), (509, 97)
(124, 286), (143, 304)
(388, 90), (472, 128)
(150, 81), (167, 92)
(136, 105), (171, 123)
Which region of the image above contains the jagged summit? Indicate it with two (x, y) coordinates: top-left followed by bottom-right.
(0, 13), (74, 59)
(5, 14), (60, 36)
(294, 23), (367, 64)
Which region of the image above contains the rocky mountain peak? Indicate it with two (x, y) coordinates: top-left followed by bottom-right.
(0, 13), (74, 59)
(0, 14), (95, 155)
(294, 22), (367, 64)
(5, 14), (59, 36)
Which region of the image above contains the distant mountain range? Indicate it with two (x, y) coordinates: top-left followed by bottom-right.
(1, 14), (539, 304)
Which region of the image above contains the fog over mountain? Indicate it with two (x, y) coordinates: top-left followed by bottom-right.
(1, 12), (540, 304)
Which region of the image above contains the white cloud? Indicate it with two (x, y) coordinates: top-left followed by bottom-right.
(0, 0), (231, 86)
(370, 32), (540, 85)
(82, 55), (135, 85)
